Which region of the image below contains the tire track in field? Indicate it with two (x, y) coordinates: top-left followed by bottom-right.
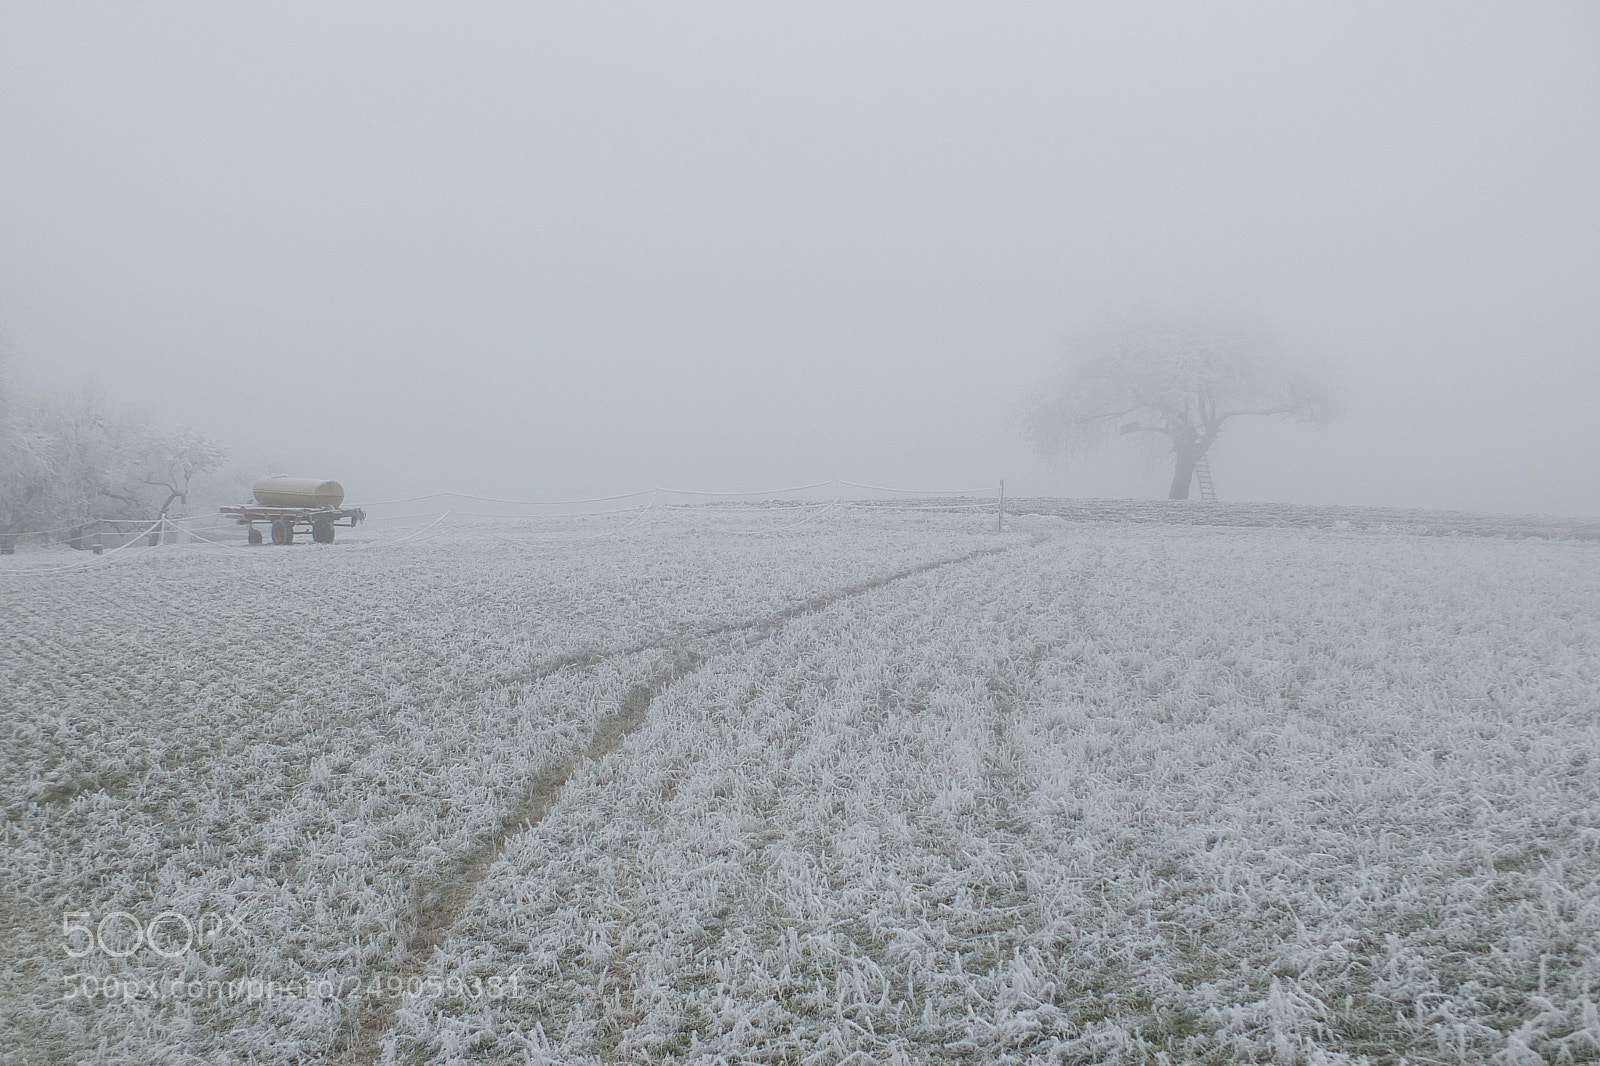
(343, 536), (1039, 1064)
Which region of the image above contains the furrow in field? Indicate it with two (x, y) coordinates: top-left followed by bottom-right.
(346, 539), (1034, 1062)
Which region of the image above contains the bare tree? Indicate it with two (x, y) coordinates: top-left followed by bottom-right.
(133, 427), (230, 517)
(1017, 313), (1338, 500)
(0, 382), (229, 539)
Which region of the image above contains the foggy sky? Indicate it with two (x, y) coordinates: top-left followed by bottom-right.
(2, 3), (1597, 514)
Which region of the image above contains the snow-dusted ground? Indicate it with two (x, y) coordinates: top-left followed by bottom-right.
(3, 503), (1597, 1064)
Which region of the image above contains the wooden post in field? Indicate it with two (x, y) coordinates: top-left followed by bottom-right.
(997, 479), (1005, 533)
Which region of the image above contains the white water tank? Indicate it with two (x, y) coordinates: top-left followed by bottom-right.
(252, 477), (346, 509)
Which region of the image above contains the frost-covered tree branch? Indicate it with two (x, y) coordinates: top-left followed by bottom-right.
(134, 426), (231, 516)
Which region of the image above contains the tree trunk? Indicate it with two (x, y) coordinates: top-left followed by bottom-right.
(1168, 449), (1196, 500)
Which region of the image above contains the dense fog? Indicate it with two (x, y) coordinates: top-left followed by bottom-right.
(2, 3), (1596, 514)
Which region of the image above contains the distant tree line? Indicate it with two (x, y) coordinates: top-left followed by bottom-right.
(0, 371), (231, 543)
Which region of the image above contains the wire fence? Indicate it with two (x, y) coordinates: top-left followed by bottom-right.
(0, 479), (1008, 575)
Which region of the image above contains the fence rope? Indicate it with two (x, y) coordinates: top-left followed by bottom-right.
(657, 496), (844, 536)
(349, 510), (456, 550)
(449, 494), (661, 545)
(836, 480), (994, 495)
(0, 518), (167, 575)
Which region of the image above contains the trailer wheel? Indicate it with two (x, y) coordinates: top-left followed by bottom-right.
(247, 526), (263, 545)
(271, 519), (294, 545)
(312, 516), (335, 544)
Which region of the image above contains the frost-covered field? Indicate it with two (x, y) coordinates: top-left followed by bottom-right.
(3, 504), (1598, 1064)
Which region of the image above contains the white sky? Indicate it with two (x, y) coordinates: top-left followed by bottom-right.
(2, 3), (1597, 513)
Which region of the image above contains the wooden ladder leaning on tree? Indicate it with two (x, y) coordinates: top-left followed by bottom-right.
(1193, 454), (1217, 501)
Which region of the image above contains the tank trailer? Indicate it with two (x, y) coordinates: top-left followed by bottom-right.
(220, 477), (367, 544)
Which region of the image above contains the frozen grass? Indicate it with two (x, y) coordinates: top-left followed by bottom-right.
(390, 526), (1600, 1065)
(3, 505), (1598, 1064)
(0, 511), (988, 1063)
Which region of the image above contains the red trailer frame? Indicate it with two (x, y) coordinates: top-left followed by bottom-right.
(219, 505), (366, 545)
